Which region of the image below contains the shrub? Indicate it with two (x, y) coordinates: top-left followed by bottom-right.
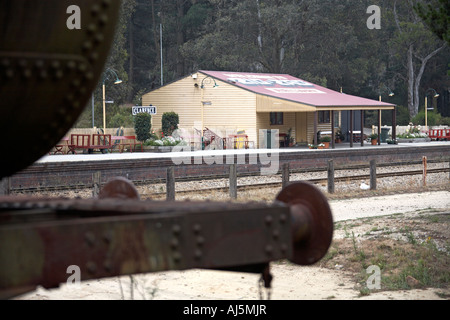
(320, 136), (331, 142)
(134, 112), (151, 142)
(396, 106), (411, 126)
(411, 111), (442, 126)
(162, 112), (179, 137)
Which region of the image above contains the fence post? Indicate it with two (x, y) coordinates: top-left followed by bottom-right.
(0, 177), (11, 195)
(166, 167), (175, 201)
(370, 160), (377, 190)
(282, 163), (290, 188)
(327, 160), (335, 194)
(92, 171), (101, 197)
(422, 156), (427, 187)
(229, 164), (237, 199)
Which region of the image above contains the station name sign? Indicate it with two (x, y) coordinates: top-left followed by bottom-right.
(132, 106), (157, 115)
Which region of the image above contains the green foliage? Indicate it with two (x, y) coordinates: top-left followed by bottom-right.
(161, 112), (179, 137)
(134, 112), (151, 142)
(108, 107), (134, 128)
(411, 110), (442, 126)
(414, 0), (450, 45)
(396, 106), (411, 126)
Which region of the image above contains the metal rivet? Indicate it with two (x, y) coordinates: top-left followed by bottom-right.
(86, 261), (97, 274)
(39, 70), (48, 79)
(193, 224), (201, 233)
(85, 232), (96, 246)
(103, 231), (112, 244)
(99, 14), (108, 26)
(194, 249), (202, 260)
(173, 252), (181, 262)
(280, 214), (287, 223)
(281, 244), (288, 253)
(172, 224), (181, 234)
(94, 33), (104, 44)
(22, 68), (32, 78)
(101, 0), (111, 8)
(265, 215), (273, 225)
(104, 261), (112, 272)
(67, 60), (77, 70)
(265, 245), (273, 255)
(196, 236), (205, 246)
(5, 68), (14, 78)
(86, 23), (97, 34)
(170, 238), (179, 249)
(91, 4), (100, 15)
(273, 229), (280, 239)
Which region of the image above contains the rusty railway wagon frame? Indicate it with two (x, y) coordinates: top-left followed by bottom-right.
(0, 0), (333, 299)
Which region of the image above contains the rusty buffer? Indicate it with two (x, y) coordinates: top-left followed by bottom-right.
(0, 179), (333, 299)
(0, 1), (334, 299)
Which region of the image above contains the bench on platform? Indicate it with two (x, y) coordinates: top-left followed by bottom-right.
(111, 136), (143, 153)
(68, 134), (112, 154)
(49, 136), (70, 155)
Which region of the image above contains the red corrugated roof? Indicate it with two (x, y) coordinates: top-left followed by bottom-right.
(200, 70), (395, 108)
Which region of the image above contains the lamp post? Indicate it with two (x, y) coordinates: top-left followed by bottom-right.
(102, 68), (122, 131)
(425, 88), (439, 129)
(377, 85), (394, 145)
(199, 76), (219, 148)
(378, 85), (394, 102)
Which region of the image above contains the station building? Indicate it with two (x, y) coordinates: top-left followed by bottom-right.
(142, 70), (396, 148)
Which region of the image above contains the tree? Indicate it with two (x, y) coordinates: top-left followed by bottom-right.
(162, 112), (179, 137)
(134, 112), (152, 142)
(414, 0), (450, 45)
(389, 0), (446, 117)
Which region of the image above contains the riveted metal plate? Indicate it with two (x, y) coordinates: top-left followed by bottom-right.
(0, 0), (121, 178)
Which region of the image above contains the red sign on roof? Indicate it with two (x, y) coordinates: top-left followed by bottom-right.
(200, 70), (395, 108)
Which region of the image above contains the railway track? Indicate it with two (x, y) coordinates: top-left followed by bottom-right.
(12, 166), (448, 195)
(155, 167), (449, 196)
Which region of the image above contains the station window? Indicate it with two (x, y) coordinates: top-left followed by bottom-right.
(318, 111), (330, 124)
(270, 112), (283, 125)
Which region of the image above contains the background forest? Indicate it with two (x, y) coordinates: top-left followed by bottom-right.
(74, 0), (449, 129)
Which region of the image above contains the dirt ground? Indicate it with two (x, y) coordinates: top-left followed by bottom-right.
(15, 186), (450, 301)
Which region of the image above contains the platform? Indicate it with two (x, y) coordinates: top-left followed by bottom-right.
(36, 141), (450, 164)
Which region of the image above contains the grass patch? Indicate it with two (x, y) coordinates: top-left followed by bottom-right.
(321, 214), (450, 294)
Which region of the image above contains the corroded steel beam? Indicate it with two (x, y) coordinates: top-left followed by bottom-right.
(0, 180), (333, 299)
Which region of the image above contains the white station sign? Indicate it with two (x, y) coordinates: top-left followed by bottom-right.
(132, 105), (157, 115)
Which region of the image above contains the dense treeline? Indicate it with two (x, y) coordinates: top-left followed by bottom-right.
(75, 0), (449, 128)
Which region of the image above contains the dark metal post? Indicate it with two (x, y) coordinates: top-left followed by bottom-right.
(350, 110), (354, 148)
(378, 110), (382, 145)
(166, 167), (175, 201)
(370, 160), (377, 190)
(331, 111), (335, 149)
(360, 110), (364, 147)
(92, 171), (101, 197)
(327, 160), (335, 194)
(282, 163), (290, 188)
(0, 177), (11, 195)
(313, 111), (318, 145)
(229, 164), (237, 199)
